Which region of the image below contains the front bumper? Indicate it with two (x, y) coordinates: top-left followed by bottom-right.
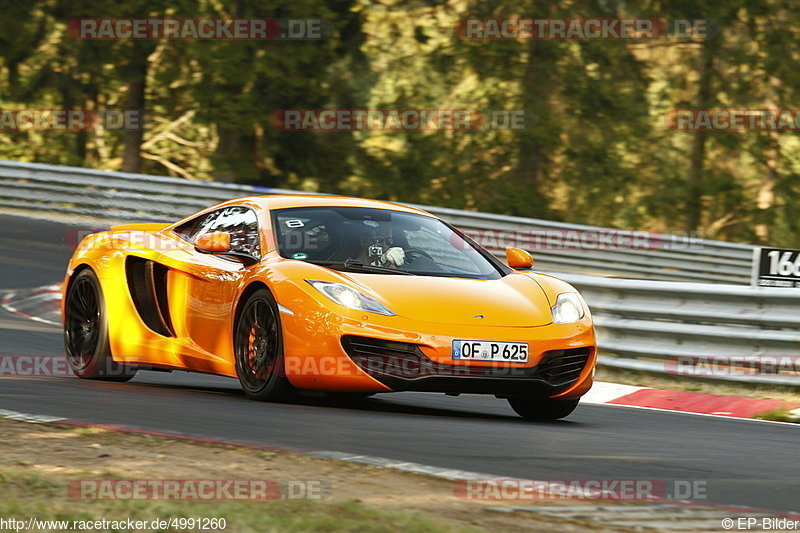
(278, 285), (597, 398)
(342, 335), (594, 397)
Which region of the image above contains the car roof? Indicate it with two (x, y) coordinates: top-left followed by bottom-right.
(222, 194), (436, 217)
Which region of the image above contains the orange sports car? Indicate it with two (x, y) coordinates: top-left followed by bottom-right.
(62, 195), (596, 420)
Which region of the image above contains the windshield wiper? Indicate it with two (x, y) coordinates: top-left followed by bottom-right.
(408, 271), (487, 279)
(344, 259), (415, 275)
(305, 259), (414, 275)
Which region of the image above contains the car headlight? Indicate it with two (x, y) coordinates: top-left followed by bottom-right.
(306, 280), (395, 316)
(551, 292), (585, 324)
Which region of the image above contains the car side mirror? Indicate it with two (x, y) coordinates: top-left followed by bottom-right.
(195, 232), (231, 253)
(506, 247), (534, 269)
(194, 231), (259, 266)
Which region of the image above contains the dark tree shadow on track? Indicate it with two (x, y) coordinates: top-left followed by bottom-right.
(325, 395), (584, 426)
(50, 370), (584, 426)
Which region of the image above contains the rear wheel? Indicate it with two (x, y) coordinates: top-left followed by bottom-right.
(63, 268), (137, 382)
(508, 397), (579, 421)
(234, 287), (295, 401)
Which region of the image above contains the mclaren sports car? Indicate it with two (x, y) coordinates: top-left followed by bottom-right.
(62, 195), (597, 420)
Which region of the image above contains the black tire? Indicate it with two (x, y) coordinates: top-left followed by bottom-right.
(63, 268), (137, 382)
(234, 287), (295, 401)
(508, 397), (579, 421)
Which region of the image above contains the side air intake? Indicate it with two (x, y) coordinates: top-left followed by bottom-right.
(125, 256), (175, 337)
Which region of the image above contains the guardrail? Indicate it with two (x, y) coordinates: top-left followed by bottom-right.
(421, 206), (754, 284)
(1, 159), (796, 386)
(0, 160), (754, 283)
(0, 160), (275, 220)
(559, 272), (800, 386)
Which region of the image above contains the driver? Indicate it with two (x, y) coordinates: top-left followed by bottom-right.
(355, 220), (405, 268)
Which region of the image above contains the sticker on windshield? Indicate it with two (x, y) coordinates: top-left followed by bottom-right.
(363, 220), (379, 227)
(292, 252), (309, 260)
(285, 219), (305, 228)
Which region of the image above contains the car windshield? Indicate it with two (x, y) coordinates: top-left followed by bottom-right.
(271, 206), (504, 279)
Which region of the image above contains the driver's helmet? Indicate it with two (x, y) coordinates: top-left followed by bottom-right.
(353, 219), (407, 267)
(357, 219), (394, 261)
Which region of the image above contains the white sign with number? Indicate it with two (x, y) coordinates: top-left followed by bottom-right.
(752, 247), (800, 288)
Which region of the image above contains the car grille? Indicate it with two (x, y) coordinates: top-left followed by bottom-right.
(341, 335), (591, 387)
(341, 336), (423, 359)
(537, 348), (592, 387)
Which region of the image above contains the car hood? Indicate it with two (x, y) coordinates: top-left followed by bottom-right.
(341, 272), (553, 327)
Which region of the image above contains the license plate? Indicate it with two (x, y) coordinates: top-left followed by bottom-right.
(452, 340), (529, 363)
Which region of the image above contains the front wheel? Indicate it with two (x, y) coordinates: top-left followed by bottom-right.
(234, 287), (295, 402)
(63, 268), (137, 382)
(508, 397), (579, 421)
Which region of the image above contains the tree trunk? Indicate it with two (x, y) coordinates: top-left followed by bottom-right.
(754, 66), (785, 242)
(685, 39), (716, 232)
(755, 130), (780, 242)
(517, 39), (557, 217)
(121, 62), (148, 173)
(212, 125), (260, 183)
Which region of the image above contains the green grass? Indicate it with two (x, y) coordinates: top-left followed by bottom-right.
(0, 469), (484, 533)
(753, 408), (800, 423)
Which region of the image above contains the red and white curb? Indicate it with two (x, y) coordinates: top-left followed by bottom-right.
(584, 382), (800, 421)
(1, 284), (61, 326)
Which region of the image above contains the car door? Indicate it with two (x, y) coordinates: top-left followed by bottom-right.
(159, 205), (262, 375)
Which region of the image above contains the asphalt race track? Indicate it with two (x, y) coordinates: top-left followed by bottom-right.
(0, 213), (797, 514)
